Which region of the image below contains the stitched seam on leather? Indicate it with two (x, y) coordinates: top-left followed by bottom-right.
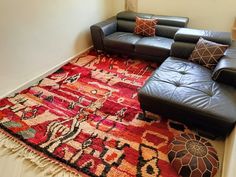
(169, 87), (177, 101)
(157, 65), (214, 95)
(159, 61), (206, 74)
(178, 63), (187, 86)
(153, 79), (214, 96)
(167, 64), (187, 100)
(159, 68), (186, 73)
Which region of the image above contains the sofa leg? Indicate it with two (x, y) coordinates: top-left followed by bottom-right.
(142, 109), (146, 118)
(197, 129), (218, 140)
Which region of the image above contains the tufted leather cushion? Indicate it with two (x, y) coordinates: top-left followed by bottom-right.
(104, 32), (142, 52)
(135, 36), (174, 58)
(138, 57), (236, 136)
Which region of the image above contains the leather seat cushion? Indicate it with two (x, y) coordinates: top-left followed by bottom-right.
(138, 57), (236, 136)
(104, 32), (142, 52)
(135, 37), (174, 58)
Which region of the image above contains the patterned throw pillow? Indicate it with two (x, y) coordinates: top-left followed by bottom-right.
(189, 38), (228, 70)
(134, 17), (157, 37)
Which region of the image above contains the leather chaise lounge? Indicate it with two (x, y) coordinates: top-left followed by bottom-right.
(138, 29), (236, 137)
(90, 11), (189, 62)
(90, 11), (236, 138)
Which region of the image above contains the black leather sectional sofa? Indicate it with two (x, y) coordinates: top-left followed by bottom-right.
(91, 11), (189, 62)
(139, 29), (236, 137)
(90, 11), (236, 138)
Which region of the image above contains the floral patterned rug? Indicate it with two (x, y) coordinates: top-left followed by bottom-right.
(0, 51), (191, 177)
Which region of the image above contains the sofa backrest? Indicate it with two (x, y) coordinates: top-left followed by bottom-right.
(116, 11), (189, 38)
(171, 28), (232, 59)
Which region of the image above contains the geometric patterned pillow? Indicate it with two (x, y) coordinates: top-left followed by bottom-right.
(188, 37), (228, 70)
(134, 17), (158, 37)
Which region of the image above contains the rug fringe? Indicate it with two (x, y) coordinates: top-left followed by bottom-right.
(0, 130), (81, 177)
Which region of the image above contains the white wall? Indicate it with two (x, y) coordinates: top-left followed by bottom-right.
(112, 0), (125, 14)
(0, 0), (119, 98)
(223, 126), (236, 177)
(138, 0), (236, 32)
(126, 0), (138, 11)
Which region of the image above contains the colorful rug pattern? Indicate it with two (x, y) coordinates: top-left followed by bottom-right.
(0, 51), (190, 177)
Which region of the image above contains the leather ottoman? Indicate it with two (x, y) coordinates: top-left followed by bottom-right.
(168, 133), (219, 177)
(138, 57), (236, 137)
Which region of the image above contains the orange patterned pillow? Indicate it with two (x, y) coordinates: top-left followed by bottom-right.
(134, 17), (158, 37)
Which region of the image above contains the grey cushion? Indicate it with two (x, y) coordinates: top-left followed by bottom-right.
(135, 36), (174, 58)
(104, 32), (142, 52)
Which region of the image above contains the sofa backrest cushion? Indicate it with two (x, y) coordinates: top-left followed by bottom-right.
(170, 42), (196, 59)
(171, 28), (232, 59)
(156, 25), (180, 39)
(116, 11), (189, 38)
(117, 20), (136, 33)
(174, 28), (232, 45)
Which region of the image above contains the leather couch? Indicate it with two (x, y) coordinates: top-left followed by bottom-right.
(90, 11), (236, 137)
(138, 28), (236, 137)
(90, 11), (189, 62)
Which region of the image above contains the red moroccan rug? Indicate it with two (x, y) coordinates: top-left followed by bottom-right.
(0, 51), (190, 177)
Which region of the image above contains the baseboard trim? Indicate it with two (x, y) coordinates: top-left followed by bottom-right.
(0, 46), (93, 99)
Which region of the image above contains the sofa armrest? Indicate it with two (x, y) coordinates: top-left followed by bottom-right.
(90, 17), (117, 50)
(212, 44), (236, 87)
